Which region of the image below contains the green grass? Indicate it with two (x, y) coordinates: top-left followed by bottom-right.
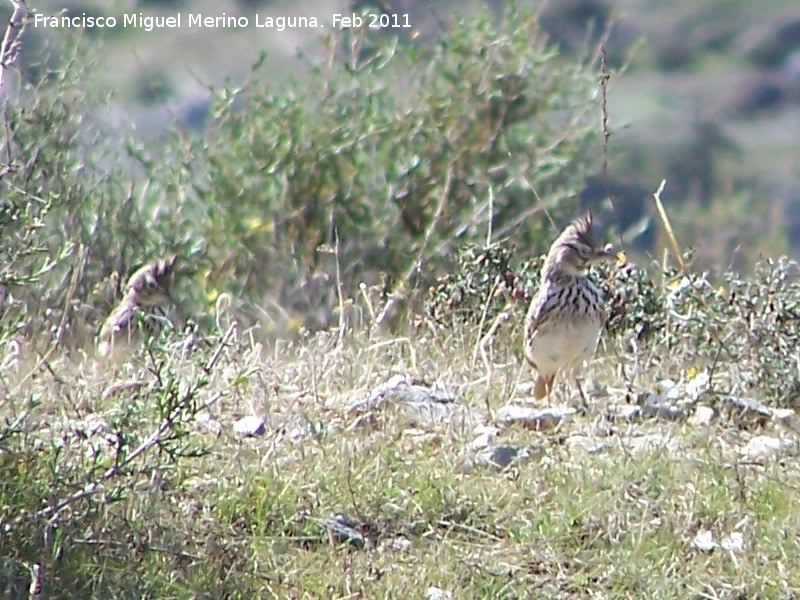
(4, 301), (800, 597)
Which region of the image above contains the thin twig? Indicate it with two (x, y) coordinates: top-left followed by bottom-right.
(376, 163), (454, 328)
(0, 0), (28, 97)
(652, 179), (686, 272)
(598, 43), (625, 251)
(204, 322), (236, 374)
(73, 537), (203, 562)
(54, 244), (87, 346)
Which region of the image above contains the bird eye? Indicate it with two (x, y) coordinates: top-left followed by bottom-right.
(146, 279), (157, 290)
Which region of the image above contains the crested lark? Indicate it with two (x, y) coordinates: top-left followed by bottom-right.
(524, 212), (614, 402)
(97, 255), (178, 358)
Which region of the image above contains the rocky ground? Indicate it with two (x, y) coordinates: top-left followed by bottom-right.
(6, 310), (800, 596)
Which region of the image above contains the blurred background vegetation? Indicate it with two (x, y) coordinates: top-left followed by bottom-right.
(2, 0), (800, 342)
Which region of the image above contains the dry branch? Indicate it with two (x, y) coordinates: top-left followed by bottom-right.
(0, 0), (28, 96)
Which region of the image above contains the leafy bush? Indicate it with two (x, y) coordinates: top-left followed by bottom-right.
(163, 5), (598, 333)
(426, 234), (800, 409)
(425, 242), (537, 334)
(0, 39), (173, 348)
(0, 330), (250, 598)
(1, 5), (600, 343)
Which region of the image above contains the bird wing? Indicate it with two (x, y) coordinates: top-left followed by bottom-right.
(99, 303), (139, 341)
(525, 284), (560, 339)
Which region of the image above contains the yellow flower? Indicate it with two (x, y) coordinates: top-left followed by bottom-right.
(247, 218), (274, 233)
(287, 316), (306, 334)
(206, 289), (220, 304)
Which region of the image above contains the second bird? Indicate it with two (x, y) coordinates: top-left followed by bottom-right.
(97, 255), (178, 358)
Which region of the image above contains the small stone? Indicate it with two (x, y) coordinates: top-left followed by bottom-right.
(473, 424), (501, 436)
(622, 433), (684, 455)
(390, 537), (412, 552)
(288, 426), (306, 441)
(399, 428), (440, 450)
(721, 532), (744, 553)
(196, 413), (222, 435)
(351, 374), (430, 412)
(586, 442), (613, 455)
(565, 434), (613, 455)
(773, 408), (800, 432)
(470, 426), (500, 450)
(326, 515), (366, 549)
(691, 529), (717, 553)
(689, 405), (716, 427)
(515, 382), (535, 396)
(740, 435), (790, 461)
(495, 404), (575, 430)
(426, 587), (453, 600)
(396, 400), (474, 430)
(721, 396), (772, 428)
(474, 446), (529, 469)
(348, 375), (472, 429)
(382, 373), (411, 390)
(233, 416), (266, 437)
(605, 403), (641, 422)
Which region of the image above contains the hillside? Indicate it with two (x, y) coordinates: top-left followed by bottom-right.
(13, 0), (800, 266)
(3, 2), (800, 597)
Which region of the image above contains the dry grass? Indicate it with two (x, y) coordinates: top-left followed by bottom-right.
(3, 288), (800, 598)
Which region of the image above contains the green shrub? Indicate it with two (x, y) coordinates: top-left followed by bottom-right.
(166, 6), (598, 334)
(0, 38), (169, 347)
(0, 331), (249, 598)
(427, 234), (800, 409)
(1, 5), (599, 343)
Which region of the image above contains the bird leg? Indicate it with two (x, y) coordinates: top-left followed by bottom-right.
(534, 373), (556, 405)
